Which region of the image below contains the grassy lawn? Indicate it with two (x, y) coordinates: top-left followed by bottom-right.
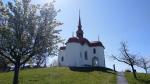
(0, 67), (116, 84)
(125, 72), (150, 84)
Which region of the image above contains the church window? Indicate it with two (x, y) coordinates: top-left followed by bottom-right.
(93, 48), (96, 54)
(61, 56), (64, 62)
(84, 51), (88, 60)
(80, 52), (82, 58)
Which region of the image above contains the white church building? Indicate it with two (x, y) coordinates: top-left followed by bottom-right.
(58, 14), (105, 67)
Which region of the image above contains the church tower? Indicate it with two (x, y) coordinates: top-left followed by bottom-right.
(76, 11), (84, 38)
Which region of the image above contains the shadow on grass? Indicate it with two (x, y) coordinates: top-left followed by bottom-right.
(69, 67), (116, 75)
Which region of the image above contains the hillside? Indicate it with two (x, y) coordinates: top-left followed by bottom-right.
(125, 72), (150, 84)
(0, 67), (116, 84)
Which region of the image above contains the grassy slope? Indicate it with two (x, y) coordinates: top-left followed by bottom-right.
(0, 67), (116, 84)
(125, 72), (150, 84)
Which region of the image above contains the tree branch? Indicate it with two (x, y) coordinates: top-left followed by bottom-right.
(112, 55), (130, 65)
(20, 51), (35, 65)
(0, 50), (15, 64)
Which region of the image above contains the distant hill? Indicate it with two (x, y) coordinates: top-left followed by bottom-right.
(0, 67), (116, 84)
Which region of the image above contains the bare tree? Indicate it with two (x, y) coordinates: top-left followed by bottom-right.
(138, 57), (150, 75)
(112, 41), (138, 78)
(0, 0), (62, 84)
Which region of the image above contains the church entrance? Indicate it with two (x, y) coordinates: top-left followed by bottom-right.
(92, 57), (99, 67)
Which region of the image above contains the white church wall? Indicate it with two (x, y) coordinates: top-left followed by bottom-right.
(82, 43), (92, 66)
(58, 50), (66, 66)
(90, 46), (105, 67)
(97, 47), (105, 67)
(58, 44), (105, 67)
(78, 45), (84, 67)
(65, 43), (82, 67)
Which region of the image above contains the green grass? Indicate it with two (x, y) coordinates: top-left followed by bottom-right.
(0, 67), (116, 84)
(125, 72), (150, 84)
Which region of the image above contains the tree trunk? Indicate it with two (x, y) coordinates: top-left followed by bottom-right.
(44, 63), (46, 68)
(131, 65), (137, 79)
(13, 62), (20, 84)
(145, 68), (147, 76)
(22, 63), (25, 69)
(145, 69), (147, 74)
(36, 62), (40, 68)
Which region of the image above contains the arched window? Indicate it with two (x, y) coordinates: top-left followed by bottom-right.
(61, 56), (64, 62)
(93, 48), (96, 54)
(92, 57), (99, 67)
(84, 51), (88, 60)
(80, 52), (82, 58)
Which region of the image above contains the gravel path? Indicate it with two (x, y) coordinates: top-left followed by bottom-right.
(117, 72), (128, 84)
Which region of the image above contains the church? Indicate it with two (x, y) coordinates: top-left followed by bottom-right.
(58, 13), (105, 67)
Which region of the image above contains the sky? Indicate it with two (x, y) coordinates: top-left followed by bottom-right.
(4, 0), (150, 72)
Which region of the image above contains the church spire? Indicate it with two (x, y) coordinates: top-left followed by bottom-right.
(78, 10), (82, 29)
(76, 10), (84, 38)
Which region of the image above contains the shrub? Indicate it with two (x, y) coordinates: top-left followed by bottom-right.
(125, 69), (131, 72)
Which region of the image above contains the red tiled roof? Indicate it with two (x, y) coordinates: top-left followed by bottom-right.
(67, 37), (90, 45)
(67, 37), (80, 43)
(65, 37), (104, 48)
(90, 41), (104, 48)
(78, 37), (90, 45)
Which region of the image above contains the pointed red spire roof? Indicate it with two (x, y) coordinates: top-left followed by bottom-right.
(76, 10), (84, 38)
(78, 10), (82, 29)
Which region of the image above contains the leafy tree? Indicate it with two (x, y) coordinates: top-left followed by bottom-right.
(112, 41), (138, 78)
(31, 53), (46, 68)
(0, 0), (62, 84)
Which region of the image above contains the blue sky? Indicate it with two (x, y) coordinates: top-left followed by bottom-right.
(4, 0), (150, 72)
